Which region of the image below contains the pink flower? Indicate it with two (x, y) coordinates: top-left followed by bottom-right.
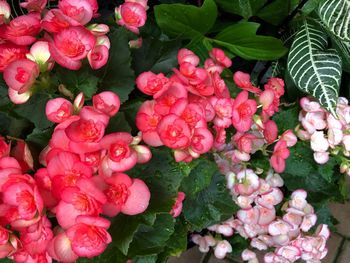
(154, 82), (187, 115)
(47, 232), (78, 262)
(136, 101), (163, 146)
(263, 120), (278, 144)
(46, 98), (73, 123)
(313, 152), (329, 164)
(0, 13), (41, 45)
(87, 44), (109, 69)
(48, 26), (96, 70)
(209, 97), (233, 128)
(136, 72), (170, 97)
(310, 131), (329, 152)
(170, 192), (185, 218)
(234, 132), (259, 153)
(281, 130), (297, 147)
(264, 77), (285, 98)
(234, 169), (260, 196)
(214, 240), (232, 259)
(270, 140), (290, 173)
(20, 0), (47, 12)
(3, 58), (39, 94)
(58, 0), (94, 25)
(178, 49), (200, 66)
(92, 91), (120, 117)
(55, 178), (106, 229)
(0, 1), (11, 25)
(11, 140), (34, 172)
(0, 43), (28, 72)
(42, 9), (81, 33)
(115, 2), (147, 34)
(66, 216), (111, 258)
(157, 114), (191, 149)
(232, 91), (257, 132)
(233, 71), (261, 94)
(190, 128), (213, 155)
(88, 24), (110, 36)
(209, 48), (232, 69)
(95, 173), (150, 217)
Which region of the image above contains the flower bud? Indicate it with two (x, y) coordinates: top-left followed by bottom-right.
(214, 240), (232, 259)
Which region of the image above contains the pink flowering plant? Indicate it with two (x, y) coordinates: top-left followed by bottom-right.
(0, 0), (349, 262)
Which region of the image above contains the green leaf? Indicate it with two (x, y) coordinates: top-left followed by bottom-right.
(257, 0), (297, 26)
(154, 0), (218, 39)
(317, 157), (337, 183)
(287, 19), (342, 116)
(132, 38), (181, 75)
(127, 213), (175, 257)
(133, 255), (158, 263)
(128, 148), (188, 213)
(214, 0), (267, 19)
(331, 35), (350, 73)
(14, 92), (54, 130)
(97, 28), (135, 103)
(105, 112), (131, 134)
(318, 0), (350, 42)
(26, 127), (54, 149)
(272, 105), (300, 133)
(180, 158), (218, 199)
(186, 36), (213, 63)
(314, 203), (338, 231)
(56, 66), (98, 99)
(183, 171), (238, 231)
(213, 22), (287, 60)
(302, 0), (321, 14)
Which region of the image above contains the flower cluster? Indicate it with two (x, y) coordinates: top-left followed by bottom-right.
(297, 97), (350, 174)
(136, 49), (296, 174)
(115, 0), (148, 34)
(0, 91), (152, 262)
(193, 169), (330, 262)
(0, 0), (110, 104)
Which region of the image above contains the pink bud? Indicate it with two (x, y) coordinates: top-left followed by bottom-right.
(315, 224), (330, 239)
(26, 41), (54, 72)
(74, 92), (85, 112)
(0, 1), (11, 24)
(133, 145), (152, 164)
(241, 249), (256, 261)
(88, 45), (109, 70)
(214, 240), (232, 259)
(92, 91), (120, 116)
(46, 98), (73, 123)
(88, 23), (110, 36)
(281, 130), (297, 147)
(310, 131), (329, 152)
(8, 88), (32, 104)
(177, 48), (200, 66)
(313, 151), (329, 164)
(96, 35), (111, 49)
(115, 2), (147, 34)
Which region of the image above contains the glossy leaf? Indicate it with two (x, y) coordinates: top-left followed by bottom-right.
(215, 0), (266, 19)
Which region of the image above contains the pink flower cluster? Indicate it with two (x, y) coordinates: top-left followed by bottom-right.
(0, 91), (152, 262)
(0, 0), (110, 104)
(135, 49), (296, 174)
(297, 97), (350, 174)
(115, 0), (148, 34)
(192, 169), (330, 262)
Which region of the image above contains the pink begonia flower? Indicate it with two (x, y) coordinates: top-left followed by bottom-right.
(234, 132), (258, 153)
(48, 26), (96, 70)
(94, 173), (150, 217)
(58, 0), (94, 25)
(46, 98), (73, 123)
(313, 151), (329, 164)
(136, 101), (163, 146)
(257, 188), (283, 209)
(190, 127), (213, 155)
(126, 0), (149, 9)
(209, 48), (232, 69)
(301, 111), (327, 134)
(34, 168), (58, 208)
(157, 114), (191, 149)
(234, 169), (260, 196)
(42, 9), (81, 33)
(0, 43), (28, 72)
(3, 58), (39, 94)
(214, 240), (232, 259)
(264, 77), (285, 98)
(66, 216), (111, 258)
(0, 157), (22, 188)
(47, 231), (78, 262)
(233, 71), (261, 94)
(289, 189), (307, 211)
(79, 106), (110, 126)
(154, 82), (188, 115)
(55, 178), (106, 229)
(136, 72), (170, 97)
(280, 130), (297, 147)
(178, 62), (209, 88)
(270, 140), (290, 173)
(11, 140), (34, 172)
(0, 13), (41, 46)
(266, 172), (284, 188)
(115, 2), (147, 34)
(209, 97), (233, 128)
(241, 249), (258, 263)
(232, 91), (257, 132)
(212, 72), (230, 98)
(263, 120), (278, 144)
(178, 49), (200, 67)
(0, 1), (10, 25)
(192, 234), (216, 253)
(237, 207), (260, 225)
(99, 132), (138, 175)
(88, 44), (109, 70)
(170, 192), (186, 218)
(328, 127), (344, 147)
(26, 41), (55, 72)
(20, 0), (47, 12)
(310, 131), (329, 152)
(92, 91), (120, 117)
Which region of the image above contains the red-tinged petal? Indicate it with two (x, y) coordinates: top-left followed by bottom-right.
(257, 206), (276, 225)
(56, 201), (85, 229)
(107, 151), (138, 172)
(92, 91), (120, 117)
(76, 178), (106, 204)
(100, 132), (133, 149)
(76, 215), (111, 228)
(48, 232), (78, 262)
(46, 98), (73, 123)
(142, 131), (163, 147)
(121, 178), (150, 215)
(48, 41), (82, 70)
(79, 106), (110, 126)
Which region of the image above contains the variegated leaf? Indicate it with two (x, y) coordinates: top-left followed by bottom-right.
(318, 0), (350, 42)
(287, 20), (342, 116)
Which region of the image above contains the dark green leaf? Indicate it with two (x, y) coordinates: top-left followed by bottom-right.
(272, 105), (300, 133)
(132, 38), (181, 75)
(26, 127), (54, 149)
(154, 0), (218, 39)
(14, 92), (54, 130)
(314, 203), (338, 231)
(56, 66), (98, 99)
(317, 157), (337, 183)
(105, 112), (132, 134)
(257, 0), (297, 26)
(213, 22), (288, 60)
(215, 0), (267, 19)
(183, 171), (238, 231)
(133, 255), (158, 263)
(128, 148), (188, 213)
(97, 28), (135, 103)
